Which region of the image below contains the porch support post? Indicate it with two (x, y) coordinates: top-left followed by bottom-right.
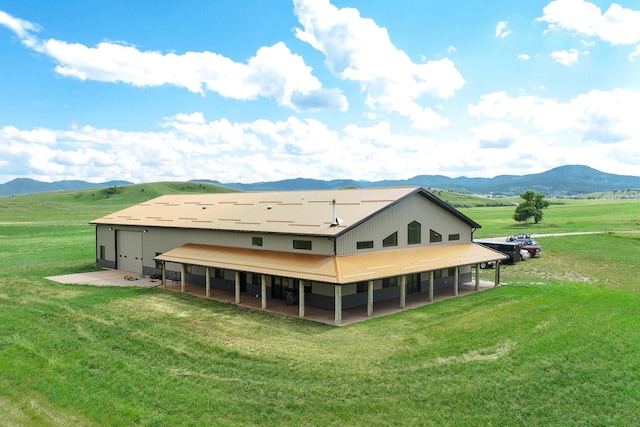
(334, 285), (342, 325)
(400, 275), (406, 309)
(367, 280), (374, 317)
(261, 274), (267, 309)
(235, 271), (241, 303)
(494, 261), (501, 287)
(205, 267), (211, 298)
(429, 271), (434, 302)
(454, 267), (459, 296)
(162, 261), (166, 289)
(180, 264), (186, 292)
(298, 281), (305, 317)
(475, 264), (480, 291)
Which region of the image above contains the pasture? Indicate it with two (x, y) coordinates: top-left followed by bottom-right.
(1, 184), (639, 426)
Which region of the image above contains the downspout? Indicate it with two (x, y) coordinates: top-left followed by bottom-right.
(94, 224), (98, 265)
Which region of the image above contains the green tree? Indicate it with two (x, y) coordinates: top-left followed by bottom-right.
(513, 190), (550, 224)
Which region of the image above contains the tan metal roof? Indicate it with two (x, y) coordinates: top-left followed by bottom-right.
(91, 187), (480, 236)
(155, 242), (508, 284)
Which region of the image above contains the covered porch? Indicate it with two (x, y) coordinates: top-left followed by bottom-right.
(155, 242), (507, 325)
(161, 276), (498, 326)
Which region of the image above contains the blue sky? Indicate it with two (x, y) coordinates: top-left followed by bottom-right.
(1, 0), (639, 184)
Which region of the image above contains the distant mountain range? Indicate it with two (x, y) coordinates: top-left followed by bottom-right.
(2, 165), (640, 197)
(194, 165), (640, 196)
(0, 178), (131, 197)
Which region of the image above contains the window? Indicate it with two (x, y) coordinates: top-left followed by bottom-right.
(252, 236), (263, 247)
(215, 268), (225, 279)
(155, 252), (162, 269)
(99, 245), (106, 260)
(448, 233), (460, 241)
(430, 229), (442, 243)
(382, 277), (397, 288)
(434, 270), (442, 279)
(248, 273), (261, 285)
(357, 240), (374, 250)
(357, 282), (368, 293)
(408, 221), (421, 244)
(407, 273), (420, 294)
(293, 240), (312, 250)
(383, 232), (398, 247)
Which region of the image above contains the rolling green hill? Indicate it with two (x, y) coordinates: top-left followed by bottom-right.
(0, 182), (236, 223)
(1, 185), (640, 425)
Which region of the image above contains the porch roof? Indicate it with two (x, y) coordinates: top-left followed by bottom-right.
(155, 243), (508, 284)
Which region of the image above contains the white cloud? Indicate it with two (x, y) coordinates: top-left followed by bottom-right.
(550, 48), (580, 65)
(495, 21), (510, 38)
(629, 45), (640, 61)
(538, 0), (640, 45)
(292, 0), (464, 130)
(0, 11), (347, 112)
(0, 116), (439, 183)
(2, 107), (640, 183)
(0, 10), (39, 42)
(469, 88), (640, 143)
(518, 53), (531, 61)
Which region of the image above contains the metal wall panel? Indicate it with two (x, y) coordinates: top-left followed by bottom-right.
(336, 193), (473, 255)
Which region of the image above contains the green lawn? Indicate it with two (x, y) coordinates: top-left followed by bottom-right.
(1, 187), (640, 426)
(463, 198), (640, 238)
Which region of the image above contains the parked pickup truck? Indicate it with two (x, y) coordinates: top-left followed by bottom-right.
(506, 234), (543, 257)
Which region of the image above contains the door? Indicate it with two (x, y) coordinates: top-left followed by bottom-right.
(116, 230), (143, 273)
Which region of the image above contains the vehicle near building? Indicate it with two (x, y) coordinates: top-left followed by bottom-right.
(506, 234), (543, 257)
(474, 239), (524, 268)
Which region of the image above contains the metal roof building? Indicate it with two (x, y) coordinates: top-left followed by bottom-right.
(91, 187), (507, 324)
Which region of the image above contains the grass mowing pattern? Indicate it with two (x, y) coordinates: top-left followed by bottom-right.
(3, 276), (640, 425)
(1, 187), (640, 425)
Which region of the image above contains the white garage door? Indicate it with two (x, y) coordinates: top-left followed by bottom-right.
(116, 230), (142, 274)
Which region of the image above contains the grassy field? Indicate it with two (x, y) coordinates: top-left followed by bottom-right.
(1, 185), (640, 426)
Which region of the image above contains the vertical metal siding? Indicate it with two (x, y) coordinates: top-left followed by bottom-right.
(336, 194), (473, 255)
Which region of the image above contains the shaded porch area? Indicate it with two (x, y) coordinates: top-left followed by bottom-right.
(161, 278), (498, 326)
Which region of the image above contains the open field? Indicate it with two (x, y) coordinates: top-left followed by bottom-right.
(1, 185), (640, 426)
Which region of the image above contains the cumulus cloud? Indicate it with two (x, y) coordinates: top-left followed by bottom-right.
(2, 106), (639, 183)
(518, 53), (531, 61)
(0, 116), (440, 183)
(468, 88), (640, 143)
(292, 0), (464, 130)
(0, 11), (347, 112)
(538, 0), (640, 45)
(550, 48), (580, 65)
